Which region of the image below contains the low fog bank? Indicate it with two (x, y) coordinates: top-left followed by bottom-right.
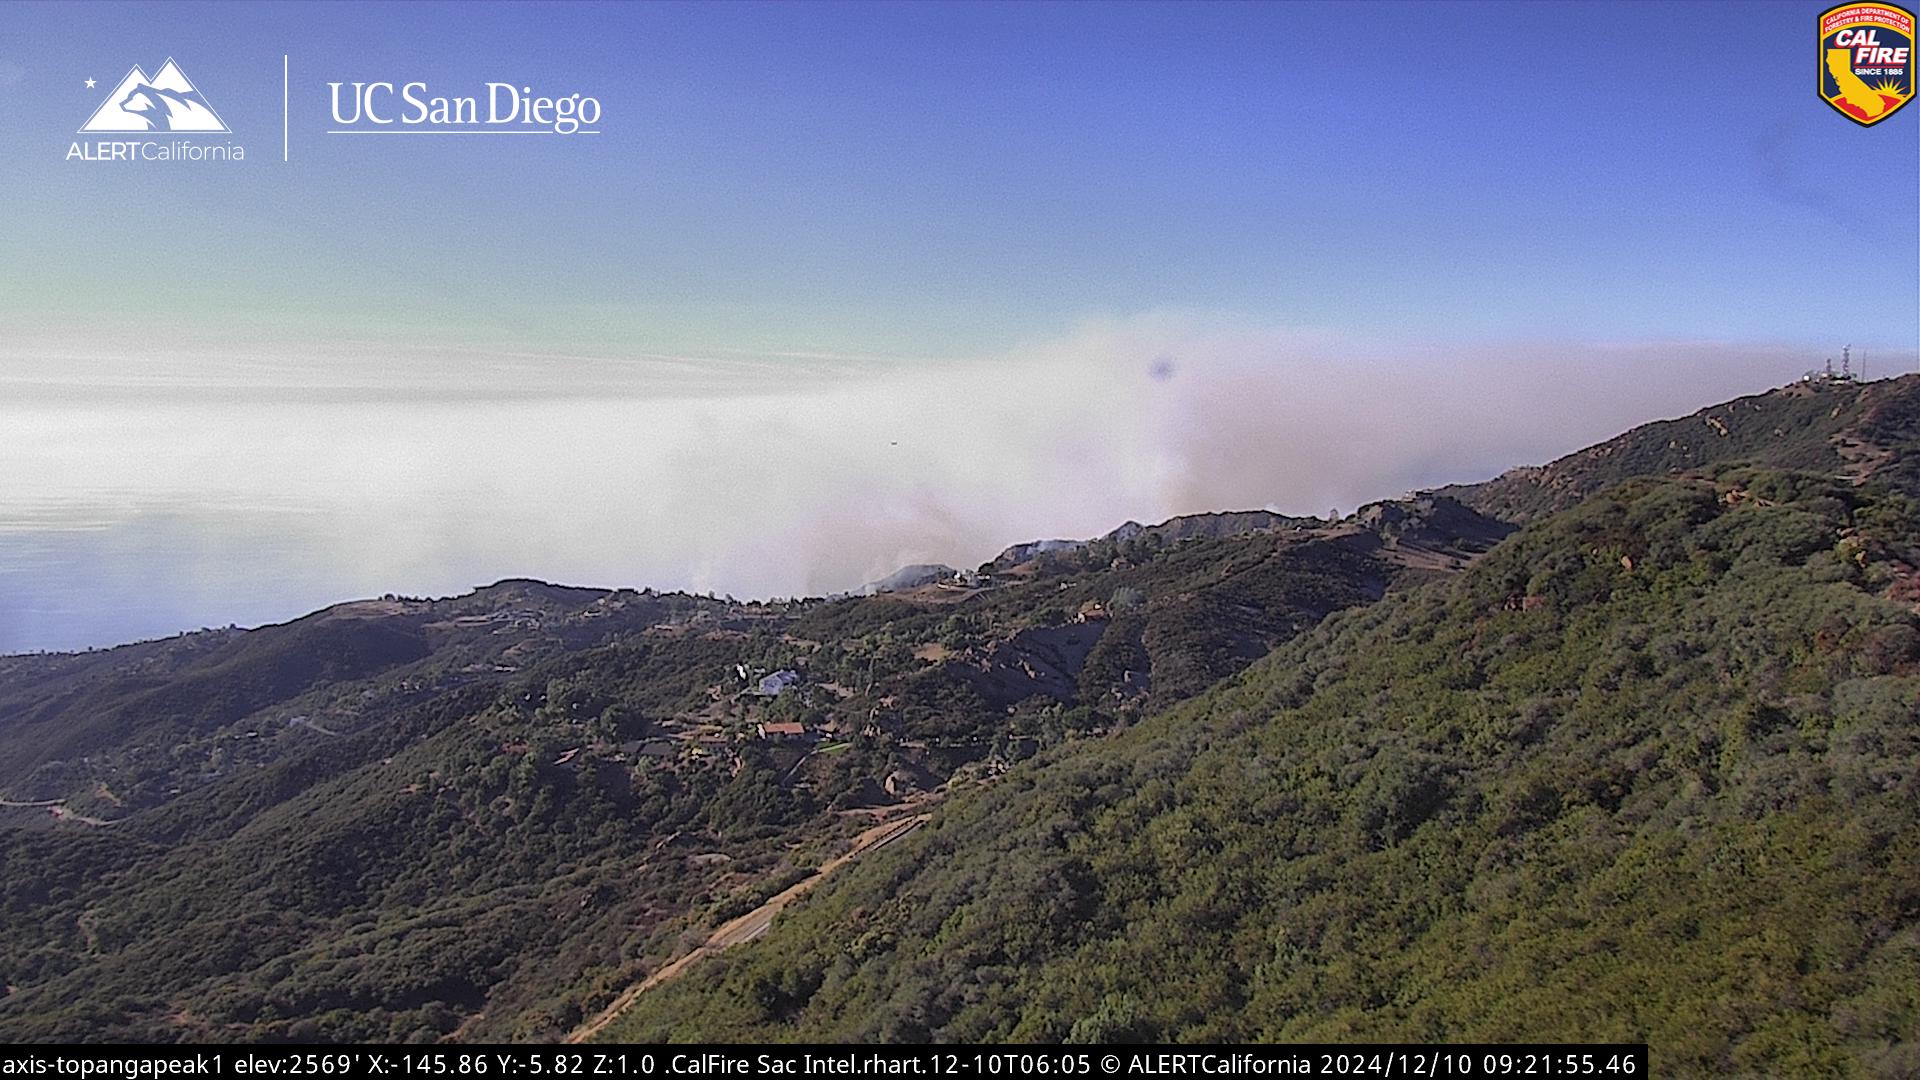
(0, 317), (1836, 652)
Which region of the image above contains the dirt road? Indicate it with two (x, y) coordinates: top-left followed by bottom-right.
(563, 812), (928, 1044)
(49, 805), (117, 827)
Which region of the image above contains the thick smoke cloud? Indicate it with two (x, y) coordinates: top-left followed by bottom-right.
(0, 317), (1851, 651)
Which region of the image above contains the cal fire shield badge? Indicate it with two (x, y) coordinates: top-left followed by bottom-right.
(1819, 3), (1915, 125)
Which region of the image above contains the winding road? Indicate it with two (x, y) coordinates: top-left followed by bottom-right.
(563, 811), (928, 1044)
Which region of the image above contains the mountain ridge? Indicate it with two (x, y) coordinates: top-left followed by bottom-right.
(1434, 373), (1920, 522)
(1, 374), (1916, 1051)
(598, 466), (1920, 1071)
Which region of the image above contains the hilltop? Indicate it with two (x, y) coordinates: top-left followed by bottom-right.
(1437, 373), (1920, 522)
(602, 467), (1920, 1074)
(0, 487), (1505, 1040)
(0, 375), (1916, 1055)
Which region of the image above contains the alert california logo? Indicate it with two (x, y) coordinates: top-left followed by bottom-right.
(69, 57), (245, 163)
(1818, 3), (1915, 125)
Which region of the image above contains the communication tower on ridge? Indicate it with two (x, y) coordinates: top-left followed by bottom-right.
(1803, 346), (1862, 386)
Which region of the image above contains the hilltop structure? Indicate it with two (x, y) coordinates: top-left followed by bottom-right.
(1804, 344), (1865, 385)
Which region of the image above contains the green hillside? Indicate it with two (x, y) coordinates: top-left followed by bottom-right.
(1439, 375), (1920, 523)
(0, 494), (1493, 1041)
(3, 377), (1917, 1054)
(601, 468), (1920, 1076)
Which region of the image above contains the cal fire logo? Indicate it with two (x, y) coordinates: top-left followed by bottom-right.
(1819, 3), (1915, 125)
(79, 58), (229, 133)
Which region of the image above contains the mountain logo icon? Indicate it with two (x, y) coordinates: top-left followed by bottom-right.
(79, 59), (230, 133)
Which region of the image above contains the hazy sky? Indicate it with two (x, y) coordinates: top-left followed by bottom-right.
(0, 1), (1916, 651)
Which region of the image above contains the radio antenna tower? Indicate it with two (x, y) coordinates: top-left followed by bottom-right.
(1843, 345), (1852, 380)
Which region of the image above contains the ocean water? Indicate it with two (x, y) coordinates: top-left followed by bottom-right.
(0, 334), (1796, 654)
(0, 495), (348, 653)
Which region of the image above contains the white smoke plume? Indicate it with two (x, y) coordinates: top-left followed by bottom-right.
(0, 315), (1874, 651)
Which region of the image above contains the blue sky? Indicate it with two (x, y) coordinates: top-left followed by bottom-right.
(1, 0), (1914, 356)
(0, 1), (1916, 651)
